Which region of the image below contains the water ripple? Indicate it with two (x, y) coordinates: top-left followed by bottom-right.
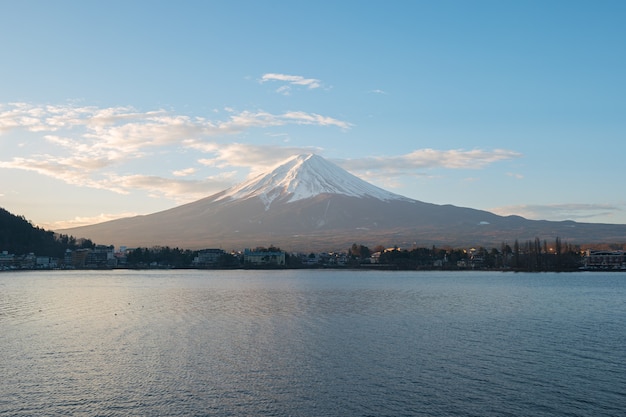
(1, 270), (625, 416)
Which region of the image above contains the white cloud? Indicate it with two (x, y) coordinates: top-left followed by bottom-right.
(261, 73), (322, 89)
(282, 111), (351, 129)
(0, 102), (524, 212)
(172, 167), (196, 177)
(0, 102), (349, 198)
(218, 110), (351, 131)
(261, 73), (322, 94)
(0, 102), (48, 133)
(0, 155), (116, 190)
(1, 103), (350, 145)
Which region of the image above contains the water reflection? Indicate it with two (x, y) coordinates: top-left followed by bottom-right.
(1, 270), (625, 416)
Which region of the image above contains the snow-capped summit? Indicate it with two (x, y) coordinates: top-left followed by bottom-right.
(217, 153), (406, 209)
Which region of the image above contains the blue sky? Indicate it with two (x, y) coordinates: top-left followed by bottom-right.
(1, 0), (625, 229)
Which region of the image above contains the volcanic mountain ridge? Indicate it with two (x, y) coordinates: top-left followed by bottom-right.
(58, 154), (626, 251)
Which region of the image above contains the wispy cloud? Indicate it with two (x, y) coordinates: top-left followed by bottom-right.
(0, 155), (114, 190)
(490, 203), (622, 221)
(282, 111), (351, 129)
(198, 146), (521, 186)
(106, 173), (238, 202)
(219, 110), (351, 130)
(0, 102), (349, 199)
(0, 102), (48, 133)
(261, 73), (321, 88)
(172, 167), (196, 177)
(261, 73), (322, 95)
(0, 102), (523, 210)
(42, 212), (140, 230)
(338, 148), (522, 176)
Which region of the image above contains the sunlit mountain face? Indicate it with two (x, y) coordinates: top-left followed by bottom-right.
(58, 154), (626, 252)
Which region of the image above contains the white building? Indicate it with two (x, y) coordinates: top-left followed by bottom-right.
(583, 250), (626, 269)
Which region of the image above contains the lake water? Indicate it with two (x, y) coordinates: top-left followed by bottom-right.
(1, 270), (625, 416)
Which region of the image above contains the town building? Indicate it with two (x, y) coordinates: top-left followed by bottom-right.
(583, 250), (626, 270)
(193, 249), (226, 267)
(243, 248), (286, 266)
(0, 251), (14, 270)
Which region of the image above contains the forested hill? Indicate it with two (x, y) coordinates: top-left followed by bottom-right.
(0, 207), (95, 257)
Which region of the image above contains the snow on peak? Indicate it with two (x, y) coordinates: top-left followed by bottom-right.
(217, 153), (407, 209)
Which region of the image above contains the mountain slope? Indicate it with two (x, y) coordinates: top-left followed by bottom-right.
(58, 154), (626, 251)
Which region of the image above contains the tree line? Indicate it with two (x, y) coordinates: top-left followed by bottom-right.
(348, 238), (583, 271)
(0, 208), (94, 257)
(0, 206), (607, 271)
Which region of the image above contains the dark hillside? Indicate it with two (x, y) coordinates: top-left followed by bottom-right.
(0, 207), (93, 256)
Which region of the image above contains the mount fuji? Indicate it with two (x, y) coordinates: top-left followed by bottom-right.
(59, 154), (626, 251)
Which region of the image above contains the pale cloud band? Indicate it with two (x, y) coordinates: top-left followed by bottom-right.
(45, 212), (140, 231)
(338, 149), (522, 174)
(0, 102), (349, 203)
(490, 203), (622, 222)
(0, 102), (522, 214)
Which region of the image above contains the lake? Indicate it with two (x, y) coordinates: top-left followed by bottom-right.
(1, 270), (625, 416)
